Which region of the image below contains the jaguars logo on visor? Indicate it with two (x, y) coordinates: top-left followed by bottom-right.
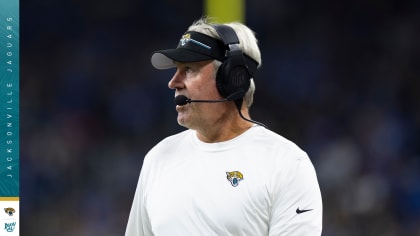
(178, 33), (211, 50)
(180, 33), (191, 46)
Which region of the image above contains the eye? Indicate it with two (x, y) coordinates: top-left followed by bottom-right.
(185, 66), (193, 74)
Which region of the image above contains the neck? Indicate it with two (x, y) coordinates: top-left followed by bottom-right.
(195, 106), (253, 143)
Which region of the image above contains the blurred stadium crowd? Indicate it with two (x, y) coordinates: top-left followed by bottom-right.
(20, 0), (419, 235)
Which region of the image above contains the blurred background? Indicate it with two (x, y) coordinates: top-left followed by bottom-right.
(20, 0), (419, 235)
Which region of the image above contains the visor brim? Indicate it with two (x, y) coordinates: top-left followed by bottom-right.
(151, 49), (216, 70)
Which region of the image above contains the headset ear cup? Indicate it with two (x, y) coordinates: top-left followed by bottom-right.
(216, 58), (250, 99)
(212, 24), (252, 100)
(229, 64), (250, 95)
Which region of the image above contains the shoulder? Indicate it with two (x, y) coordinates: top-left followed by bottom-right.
(250, 126), (308, 160)
(155, 129), (192, 147)
(144, 129), (192, 162)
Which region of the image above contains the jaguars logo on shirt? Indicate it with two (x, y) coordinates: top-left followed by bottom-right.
(226, 171), (244, 187)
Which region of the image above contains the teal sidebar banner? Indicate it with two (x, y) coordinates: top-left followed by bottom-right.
(0, 0), (19, 197)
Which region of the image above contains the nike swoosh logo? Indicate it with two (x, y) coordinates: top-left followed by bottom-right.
(296, 208), (313, 214)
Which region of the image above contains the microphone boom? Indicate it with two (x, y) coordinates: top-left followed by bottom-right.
(174, 90), (245, 106)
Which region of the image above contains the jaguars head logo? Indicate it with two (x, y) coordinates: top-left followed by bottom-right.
(226, 171), (244, 187)
(179, 33), (191, 47)
(4, 207), (15, 216)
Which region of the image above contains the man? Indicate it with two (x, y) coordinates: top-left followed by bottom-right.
(125, 17), (322, 236)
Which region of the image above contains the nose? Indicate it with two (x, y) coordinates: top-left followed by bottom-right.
(168, 68), (184, 90)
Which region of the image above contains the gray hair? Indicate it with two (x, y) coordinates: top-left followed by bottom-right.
(187, 17), (261, 108)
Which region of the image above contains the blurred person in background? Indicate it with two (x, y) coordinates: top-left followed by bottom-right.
(125, 17), (322, 236)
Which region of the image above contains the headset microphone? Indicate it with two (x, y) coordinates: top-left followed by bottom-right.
(173, 90), (267, 128)
(174, 95), (192, 106)
(174, 90), (245, 106)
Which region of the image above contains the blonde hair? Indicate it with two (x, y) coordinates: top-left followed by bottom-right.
(187, 17), (261, 108)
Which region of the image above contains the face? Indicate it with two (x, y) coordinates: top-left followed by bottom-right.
(168, 60), (227, 129)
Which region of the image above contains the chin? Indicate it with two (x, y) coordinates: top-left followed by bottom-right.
(177, 117), (195, 130)
(177, 115), (188, 127)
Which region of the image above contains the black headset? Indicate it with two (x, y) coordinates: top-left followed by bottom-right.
(211, 24), (267, 128)
(212, 24), (254, 100)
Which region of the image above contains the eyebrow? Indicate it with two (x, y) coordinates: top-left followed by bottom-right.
(174, 60), (213, 67)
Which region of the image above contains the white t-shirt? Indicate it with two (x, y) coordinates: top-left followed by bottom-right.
(125, 126), (322, 236)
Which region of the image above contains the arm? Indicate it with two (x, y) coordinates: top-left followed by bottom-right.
(269, 154), (323, 236)
(125, 161), (153, 236)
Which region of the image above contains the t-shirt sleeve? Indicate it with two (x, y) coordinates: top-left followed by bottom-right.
(125, 157), (154, 236)
(268, 152), (323, 236)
